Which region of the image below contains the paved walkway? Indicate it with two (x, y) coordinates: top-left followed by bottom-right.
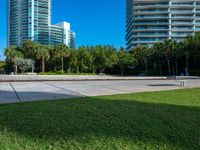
(0, 80), (200, 104)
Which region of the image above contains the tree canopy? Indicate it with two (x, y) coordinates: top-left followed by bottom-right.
(4, 32), (200, 76)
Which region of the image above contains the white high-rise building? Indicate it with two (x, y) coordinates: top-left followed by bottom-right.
(53, 22), (76, 48)
(126, 0), (200, 50)
(8, 0), (76, 49)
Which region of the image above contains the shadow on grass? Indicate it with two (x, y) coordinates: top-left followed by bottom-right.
(0, 91), (199, 149)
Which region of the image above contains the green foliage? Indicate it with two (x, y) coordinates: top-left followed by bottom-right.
(16, 58), (35, 73)
(0, 61), (5, 69)
(5, 46), (24, 73)
(54, 44), (69, 71)
(5, 46), (23, 62)
(22, 40), (40, 59)
(92, 45), (118, 73)
(0, 88), (199, 149)
(77, 46), (92, 73)
(117, 48), (137, 75)
(133, 46), (153, 75)
(68, 49), (79, 73)
(35, 45), (50, 72)
(4, 32), (200, 76)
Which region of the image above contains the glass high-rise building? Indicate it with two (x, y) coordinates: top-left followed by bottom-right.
(126, 0), (200, 50)
(7, 0), (76, 48)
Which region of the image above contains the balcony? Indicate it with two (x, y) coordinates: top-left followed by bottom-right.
(133, 17), (169, 20)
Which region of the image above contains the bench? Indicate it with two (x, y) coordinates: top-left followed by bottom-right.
(177, 80), (188, 87)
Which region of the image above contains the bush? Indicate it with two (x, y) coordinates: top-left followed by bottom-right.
(190, 70), (200, 76)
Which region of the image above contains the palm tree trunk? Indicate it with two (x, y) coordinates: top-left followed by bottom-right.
(92, 68), (96, 74)
(14, 59), (18, 74)
(175, 62), (178, 76)
(172, 63), (175, 76)
(32, 65), (34, 73)
(145, 62), (148, 76)
(61, 57), (64, 71)
(186, 52), (189, 75)
(68, 66), (71, 73)
(42, 57), (45, 72)
(120, 66), (125, 76)
(76, 66), (79, 74)
(159, 62), (162, 76)
(143, 58), (148, 76)
(167, 59), (171, 76)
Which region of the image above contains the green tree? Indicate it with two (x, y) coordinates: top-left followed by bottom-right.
(88, 46), (98, 73)
(182, 36), (195, 75)
(152, 42), (165, 76)
(133, 46), (153, 76)
(68, 49), (78, 73)
(193, 32), (200, 64)
(5, 46), (23, 74)
(54, 44), (69, 72)
(117, 48), (137, 75)
(22, 40), (40, 59)
(77, 47), (92, 73)
(16, 58), (35, 73)
(35, 45), (50, 72)
(0, 61), (5, 69)
(93, 45), (118, 73)
(162, 40), (176, 76)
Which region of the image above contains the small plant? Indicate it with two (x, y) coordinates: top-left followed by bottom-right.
(16, 58), (35, 73)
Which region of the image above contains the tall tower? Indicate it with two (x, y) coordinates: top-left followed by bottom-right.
(126, 0), (200, 50)
(8, 0), (51, 46)
(7, 0), (21, 46)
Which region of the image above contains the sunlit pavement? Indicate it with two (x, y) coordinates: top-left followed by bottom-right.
(0, 79), (200, 104)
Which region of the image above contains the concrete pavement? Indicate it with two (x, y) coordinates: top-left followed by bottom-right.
(0, 79), (200, 104)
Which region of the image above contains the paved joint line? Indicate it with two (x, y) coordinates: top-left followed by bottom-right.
(79, 82), (128, 93)
(9, 82), (21, 102)
(40, 82), (85, 97)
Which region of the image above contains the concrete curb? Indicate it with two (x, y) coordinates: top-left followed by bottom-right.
(0, 75), (199, 82)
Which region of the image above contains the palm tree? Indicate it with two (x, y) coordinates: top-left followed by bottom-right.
(35, 45), (50, 72)
(182, 36), (195, 75)
(54, 44), (69, 72)
(193, 32), (200, 63)
(133, 46), (153, 76)
(162, 40), (176, 76)
(152, 42), (165, 76)
(5, 46), (23, 74)
(22, 40), (40, 59)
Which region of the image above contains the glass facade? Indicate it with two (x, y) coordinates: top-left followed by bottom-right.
(69, 31), (76, 49)
(126, 0), (200, 50)
(8, 0), (76, 48)
(8, 0), (21, 46)
(49, 25), (65, 45)
(8, 0), (50, 46)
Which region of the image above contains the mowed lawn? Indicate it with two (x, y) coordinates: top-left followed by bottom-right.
(0, 89), (200, 150)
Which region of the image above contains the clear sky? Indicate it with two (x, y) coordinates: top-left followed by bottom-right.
(0, 0), (126, 60)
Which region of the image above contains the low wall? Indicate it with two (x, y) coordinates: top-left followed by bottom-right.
(0, 75), (199, 82)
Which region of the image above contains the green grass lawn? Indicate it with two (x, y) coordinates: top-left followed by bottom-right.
(0, 89), (200, 150)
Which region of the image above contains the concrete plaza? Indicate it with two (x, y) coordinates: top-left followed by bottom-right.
(0, 79), (200, 104)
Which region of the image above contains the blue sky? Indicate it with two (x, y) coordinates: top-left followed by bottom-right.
(0, 0), (126, 60)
